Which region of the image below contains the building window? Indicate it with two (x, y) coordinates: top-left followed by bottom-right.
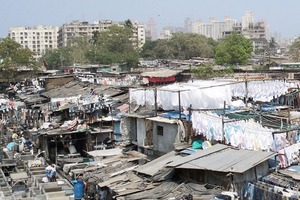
(157, 125), (164, 136)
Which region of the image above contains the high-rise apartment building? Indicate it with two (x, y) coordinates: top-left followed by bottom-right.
(58, 20), (145, 49)
(184, 18), (193, 33)
(242, 11), (254, 30)
(193, 16), (236, 40)
(57, 20), (116, 47)
(160, 26), (185, 39)
(191, 20), (203, 33)
(225, 15), (268, 52)
(146, 18), (158, 41)
(9, 26), (59, 60)
(132, 22), (146, 49)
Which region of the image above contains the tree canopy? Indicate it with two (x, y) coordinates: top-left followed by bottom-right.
(87, 25), (139, 67)
(288, 37), (300, 62)
(41, 37), (91, 70)
(191, 64), (234, 79)
(41, 47), (73, 70)
(215, 32), (253, 66)
(0, 38), (35, 81)
(140, 33), (216, 59)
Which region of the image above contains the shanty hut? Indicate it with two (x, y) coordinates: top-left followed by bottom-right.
(167, 144), (276, 197)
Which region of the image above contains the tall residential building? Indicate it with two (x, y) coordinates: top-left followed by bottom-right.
(193, 16), (236, 40)
(131, 21), (146, 49)
(191, 20), (203, 33)
(198, 23), (212, 38)
(58, 20), (145, 49)
(159, 26), (185, 39)
(242, 11), (254, 30)
(146, 18), (158, 41)
(57, 20), (116, 47)
(242, 20), (268, 52)
(184, 17), (193, 33)
(9, 25), (59, 60)
(224, 15), (268, 52)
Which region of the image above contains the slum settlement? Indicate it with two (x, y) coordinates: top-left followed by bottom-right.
(1, 66), (300, 200)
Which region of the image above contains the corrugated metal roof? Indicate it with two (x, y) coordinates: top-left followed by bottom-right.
(125, 113), (154, 119)
(39, 128), (66, 136)
(141, 69), (181, 78)
(43, 80), (125, 99)
(135, 151), (179, 176)
(87, 148), (123, 157)
(146, 116), (177, 124)
(172, 144), (276, 173)
(167, 144), (228, 168)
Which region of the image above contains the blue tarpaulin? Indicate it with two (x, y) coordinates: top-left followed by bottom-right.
(6, 142), (15, 150)
(160, 111), (190, 121)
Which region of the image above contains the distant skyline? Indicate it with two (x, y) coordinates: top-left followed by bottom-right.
(0, 0), (299, 38)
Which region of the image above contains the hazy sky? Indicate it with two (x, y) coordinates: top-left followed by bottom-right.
(0, 0), (299, 38)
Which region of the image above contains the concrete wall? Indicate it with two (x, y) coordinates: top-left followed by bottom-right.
(121, 117), (137, 142)
(137, 118), (146, 147)
(152, 122), (179, 154)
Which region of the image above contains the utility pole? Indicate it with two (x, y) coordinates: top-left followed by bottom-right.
(244, 73), (248, 107)
(188, 104), (192, 144)
(154, 88), (158, 117)
(178, 91), (181, 119)
(55, 136), (57, 166)
(222, 101), (226, 143)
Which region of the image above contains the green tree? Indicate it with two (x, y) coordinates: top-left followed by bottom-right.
(140, 33), (215, 59)
(152, 39), (174, 59)
(41, 47), (72, 70)
(68, 37), (90, 65)
(191, 64), (215, 79)
(215, 32), (253, 65)
(87, 25), (139, 68)
(289, 37), (300, 61)
(170, 33), (215, 59)
(0, 38), (35, 81)
(191, 64), (234, 79)
(89, 31), (100, 45)
(140, 40), (159, 58)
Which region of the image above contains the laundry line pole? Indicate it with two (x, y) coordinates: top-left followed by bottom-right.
(222, 101), (226, 143)
(188, 104), (192, 144)
(55, 136), (57, 166)
(245, 73), (248, 107)
(178, 91), (181, 119)
(154, 88), (157, 117)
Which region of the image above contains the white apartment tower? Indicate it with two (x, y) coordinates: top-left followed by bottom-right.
(242, 11), (254, 30)
(131, 21), (146, 49)
(57, 20), (116, 47)
(9, 26), (59, 60)
(193, 16), (236, 40)
(191, 20), (203, 33)
(58, 20), (145, 49)
(146, 18), (158, 41)
(184, 17), (193, 33)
